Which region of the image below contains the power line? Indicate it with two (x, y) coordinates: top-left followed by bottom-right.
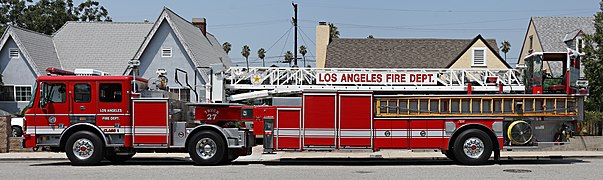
(250, 25), (293, 62)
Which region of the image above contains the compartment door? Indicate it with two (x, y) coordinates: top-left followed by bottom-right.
(338, 94), (372, 149)
(275, 108), (301, 150)
(132, 99), (169, 147)
(303, 93), (336, 149)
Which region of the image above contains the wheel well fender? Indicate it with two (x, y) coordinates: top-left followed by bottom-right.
(59, 123), (107, 150)
(185, 124), (228, 149)
(447, 123), (500, 152)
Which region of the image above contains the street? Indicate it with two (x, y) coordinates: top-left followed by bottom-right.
(1, 157), (602, 179)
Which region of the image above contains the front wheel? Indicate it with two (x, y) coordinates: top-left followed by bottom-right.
(187, 131), (226, 165)
(452, 129), (493, 165)
(65, 131), (104, 166)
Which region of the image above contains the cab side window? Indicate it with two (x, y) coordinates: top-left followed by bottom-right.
(45, 83), (66, 103)
(74, 84), (91, 102)
(99, 83), (122, 102)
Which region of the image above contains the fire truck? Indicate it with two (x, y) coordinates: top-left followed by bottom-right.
(22, 51), (587, 166)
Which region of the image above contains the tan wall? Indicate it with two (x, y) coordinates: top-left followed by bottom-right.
(449, 39), (509, 69)
(517, 20), (544, 66)
(315, 24), (330, 68)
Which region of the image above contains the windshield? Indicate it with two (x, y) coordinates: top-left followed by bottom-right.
(25, 82), (38, 109)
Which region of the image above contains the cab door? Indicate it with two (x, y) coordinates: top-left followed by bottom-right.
(69, 82), (96, 125)
(35, 81), (70, 140)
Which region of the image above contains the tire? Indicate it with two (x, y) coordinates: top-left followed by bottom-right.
(452, 129), (493, 165)
(187, 131), (226, 165)
(12, 126), (23, 137)
(443, 150), (456, 161)
(105, 154), (135, 163)
(65, 131), (104, 166)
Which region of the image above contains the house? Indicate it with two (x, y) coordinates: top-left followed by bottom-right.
(0, 7), (231, 113)
(517, 16), (594, 77)
(314, 23), (510, 69)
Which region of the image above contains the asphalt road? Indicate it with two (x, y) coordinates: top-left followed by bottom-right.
(1, 158), (602, 179)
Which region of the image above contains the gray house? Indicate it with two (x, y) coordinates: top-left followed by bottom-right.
(0, 7), (231, 113)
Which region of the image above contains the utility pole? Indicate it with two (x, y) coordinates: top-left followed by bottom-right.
(292, 2), (298, 67)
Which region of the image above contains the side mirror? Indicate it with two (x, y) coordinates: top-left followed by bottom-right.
(39, 82), (47, 108)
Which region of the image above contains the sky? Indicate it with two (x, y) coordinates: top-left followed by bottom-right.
(100, 0), (600, 67)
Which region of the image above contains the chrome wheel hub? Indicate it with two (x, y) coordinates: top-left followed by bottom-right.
(72, 138), (94, 160)
(196, 138), (217, 160)
(463, 137), (484, 159)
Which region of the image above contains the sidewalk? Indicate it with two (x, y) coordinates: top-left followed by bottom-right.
(2, 146), (603, 162)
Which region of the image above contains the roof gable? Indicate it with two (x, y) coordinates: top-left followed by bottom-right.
(325, 35), (503, 69)
(446, 34), (510, 68)
(0, 26), (60, 76)
(132, 7), (232, 79)
(532, 16), (594, 52)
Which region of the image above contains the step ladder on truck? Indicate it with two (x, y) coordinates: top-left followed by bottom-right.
(21, 51), (587, 165)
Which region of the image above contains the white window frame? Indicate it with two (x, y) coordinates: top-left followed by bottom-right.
(161, 47), (172, 58)
(471, 47), (487, 67)
(169, 87), (190, 101)
(9, 48), (19, 58)
(14, 85), (32, 102)
(576, 37), (585, 54)
(0, 85), (32, 102)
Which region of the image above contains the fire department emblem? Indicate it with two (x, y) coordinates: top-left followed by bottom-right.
(251, 73), (262, 85)
(420, 131), (427, 137)
(384, 131), (391, 137)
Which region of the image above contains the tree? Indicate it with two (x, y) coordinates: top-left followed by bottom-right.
(367, 35), (374, 39)
(284, 51), (293, 67)
(299, 45), (307, 67)
(257, 48), (266, 67)
(222, 42), (231, 54)
(500, 40), (511, 61)
(75, 0), (109, 22)
(241, 45), (250, 69)
(582, 1), (603, 111)
(0, 0), (110, 35)
(328, 23), (339, 42)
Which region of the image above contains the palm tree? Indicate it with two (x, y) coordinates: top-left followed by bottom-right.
(241, 45), (250, 69)
(284, 51), (293, 67)
(222, 42), (231, 54)
(299, 45), (307, 67)
(500, 40), (511, 61)
(367, 35), (374, 39)
(257, 48), (266, 67)
(328, 23), (339, 42)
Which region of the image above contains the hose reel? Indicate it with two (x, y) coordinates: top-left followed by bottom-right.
(507, 120), (533, 145)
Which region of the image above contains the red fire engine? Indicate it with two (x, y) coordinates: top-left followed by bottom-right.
(22, 51), (587, 166)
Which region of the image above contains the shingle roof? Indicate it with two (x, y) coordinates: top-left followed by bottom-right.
(162, 8), (232, 67)
(53, 21), (153, 75)
(532, 16), (595, 52)
(132, 7), (232, 78)
(4, 26), (61, 75)
(325, 36), (500, 68)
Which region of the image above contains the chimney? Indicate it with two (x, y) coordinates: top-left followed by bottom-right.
(315, 22), (330, 68)
(192, 18), (207, 37)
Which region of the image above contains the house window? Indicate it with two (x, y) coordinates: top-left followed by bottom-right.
(529, 35), (533, 50)
(577, 38), (584, 53)
(169, 88), (190, 102)
(9, 48), (19, 58)
(0, 85), (32, 101)
(0, 86), (15, 101)
(472, 48), (486, 66)
(161, 47), (172, 57)
(74, 84), (91, 103)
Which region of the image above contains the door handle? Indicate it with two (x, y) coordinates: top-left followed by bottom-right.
(80, 106), (86, 111)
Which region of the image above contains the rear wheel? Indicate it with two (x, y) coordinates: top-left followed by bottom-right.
(65, 131), (104, 166)
(452, 129), (493, 165)
(187, 131), (226, 165)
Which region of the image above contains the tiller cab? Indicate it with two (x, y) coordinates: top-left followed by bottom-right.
(22, 51), (587, 165)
